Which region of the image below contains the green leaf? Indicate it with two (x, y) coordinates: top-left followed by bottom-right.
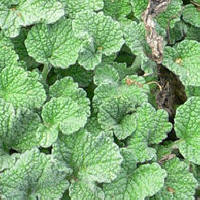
(127, 103), (172, 162)
(103, 163), (167, 200)
(55, 64), (93, 88)
(0, 0), (65, 38)
(0, 99), (15, 142)
(130, 0), (148, 20)
(69, 180), (104, 200)
(174, 97), (200, 164)
(168, 21), (186, 45)
(163, 40), (200, 86)
(98, 97), (137, 140)
(183, 4), (200, 28)
(0, 32), (18, 69)
(103, 0), (131, 20)
(0, 148), (69, 200)
(124, 22), (150, 61)
(193, 0), (200, 4)
(113, 62), (135, 80)
(42, 97), (88, 136)
(25, 18), (82, 69)
(0, 144), (19, 171)
(85, 115), (113, 138)
(11, 28), (38, 69)
(11, 110), (41, 152)
(152, 158), (198, 200)
(60, 0), (104, 18)
(78, 40), (103, 70)
(72, 11), (124, 69)
(155, 0), (182, 29)
(94, 64), (119, 85)
(53, 130), (123, 183)
(49, 77), (90, 124)
(120, 148), (137, 174)
(93, 75), (150, 111)
(185, 24), (200, 42)
(186, 85), (200, 97)
(0, 66), (46, 109)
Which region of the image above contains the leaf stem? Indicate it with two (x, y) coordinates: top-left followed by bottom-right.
(170, 139), (183, 150)
(42, 63), (51, 81)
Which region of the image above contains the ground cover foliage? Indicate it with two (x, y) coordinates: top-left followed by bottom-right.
(0, 0), (199, 199)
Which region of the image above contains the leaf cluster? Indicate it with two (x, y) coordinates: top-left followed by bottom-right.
(0, 0), (199, 199)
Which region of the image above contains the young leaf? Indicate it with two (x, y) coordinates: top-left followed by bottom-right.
(174, 97), (200, 164)
(163, 40), (200, 86)
(103, 163), (167, 200)
(25, 18), (82, 69)
(152, 158), (198, 200)
(0, 0), (64, 38)
(0, 66), (46, 109)
(0, 148), (69, 200)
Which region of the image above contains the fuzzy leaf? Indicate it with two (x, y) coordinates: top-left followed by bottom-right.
(174, 97), (200, 164)
(103, 0), (131, 20)
(152, 158), (198, 200)
(42, 97), (88, 137)
(0, 32), (18, 69)
(163, 40), (200, 86)
(0, 148), (69, 199)
(183, 4), (200, 28)
(0, 0), (64, 38)
(53, 130), (123, 183)
(72, 11), (124, 69)
(124, 22), (150, 61)
(103, 163), (167, 200)
(54, 64), (93, 88)
(93, 75), (150, 111)
(0, 66), (46, 109)
(11, 110), (41, 151)
(94, 64), (119, 85)
(127, 103), (172, 162)
(69, 180), (104, 200)
(155, 0), (182, 29)
(60, 0), (104, 18)
(49, 77), (90, 125)
(25, 18), (82, 69)
(130, 0), (148, 20)
(98, 97), (137, 140)
(11, 28), (38, 69)
(0, 145), (18, 171)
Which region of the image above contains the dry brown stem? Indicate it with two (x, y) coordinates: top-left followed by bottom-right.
(142, 0), (171, 63)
